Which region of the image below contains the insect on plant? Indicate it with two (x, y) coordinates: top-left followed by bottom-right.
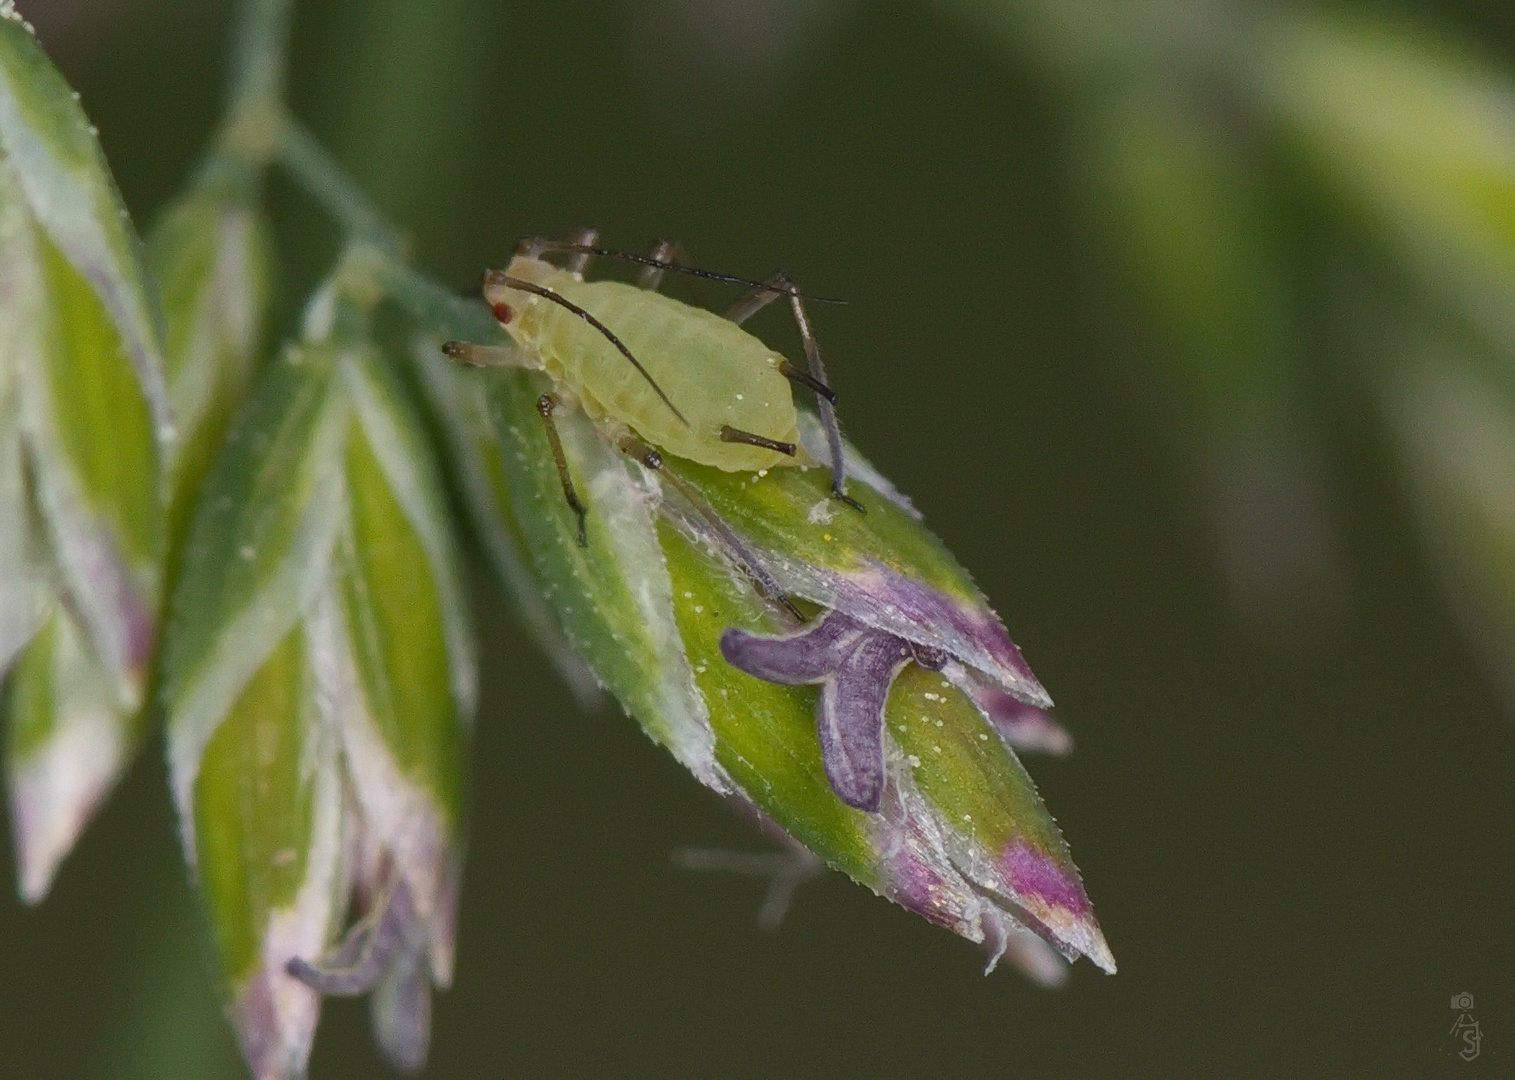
(442, 230), (863, 617)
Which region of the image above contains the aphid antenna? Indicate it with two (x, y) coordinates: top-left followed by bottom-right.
(619, 435), (807, 624)
(518, 238), (846, 305)
(488, 271), (690, 427)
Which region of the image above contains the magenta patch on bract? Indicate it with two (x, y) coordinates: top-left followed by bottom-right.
(1002, 838), (1090, 916)
(969, 683), (1072, 754)
(887, 849), (961, 930)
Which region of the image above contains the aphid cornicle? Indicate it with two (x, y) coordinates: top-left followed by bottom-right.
(444, 232), (858, 554)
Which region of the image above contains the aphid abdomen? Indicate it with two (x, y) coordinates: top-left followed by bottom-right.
(540, 278), (803, 472)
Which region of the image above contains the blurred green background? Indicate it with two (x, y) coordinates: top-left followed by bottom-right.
(2, 0), (1512, 1076)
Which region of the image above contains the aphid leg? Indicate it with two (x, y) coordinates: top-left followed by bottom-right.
(618, 434), (806, 623)
(720, 426), (796, 457)
(565, 227), (599, 275)
(722, 278), (782, 326)
(519, 228), (600, 275)
(537, 393), (589, 547)
(638, 238), (713, 307)
(724, 273), (862, 513)
(781, 277), (863, 512)
(638, 238), (680, 291)
(439, 340), (525, 368)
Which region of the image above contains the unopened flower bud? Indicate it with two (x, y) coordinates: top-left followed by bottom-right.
(461, 364), (1113, 977)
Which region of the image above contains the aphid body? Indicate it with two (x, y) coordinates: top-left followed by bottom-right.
(486, 255), (806, 473)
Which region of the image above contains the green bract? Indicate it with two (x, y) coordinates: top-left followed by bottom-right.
(163, 304), (473, 1078)
(0, 15), (167, 901)
(150, 166), (272, 543)
(413, 336), (601, 706)
(0, 14), (169, 441)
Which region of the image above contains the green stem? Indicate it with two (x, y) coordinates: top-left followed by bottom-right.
(277, 123), (505, 344)
(204, 0), (294, 178)
(222, 0), (499, 342)
(226, 0), (295, 116)
(221, 0), (501, 343)
(279, 121), (403, 252)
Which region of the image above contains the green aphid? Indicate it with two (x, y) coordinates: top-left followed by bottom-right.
(443, 231), (860, 562)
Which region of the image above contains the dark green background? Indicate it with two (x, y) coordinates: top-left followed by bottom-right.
(1, 1), (1511, 1076)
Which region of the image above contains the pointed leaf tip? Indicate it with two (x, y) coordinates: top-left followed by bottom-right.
(1000, 839), (1115, 973)
(5, 608), (139, 903)
(0, 17), (170, 439)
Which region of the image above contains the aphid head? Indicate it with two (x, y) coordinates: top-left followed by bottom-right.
(483, 255), (559, 344)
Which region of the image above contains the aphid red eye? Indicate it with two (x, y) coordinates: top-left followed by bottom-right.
(492, 302), (514, 323)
